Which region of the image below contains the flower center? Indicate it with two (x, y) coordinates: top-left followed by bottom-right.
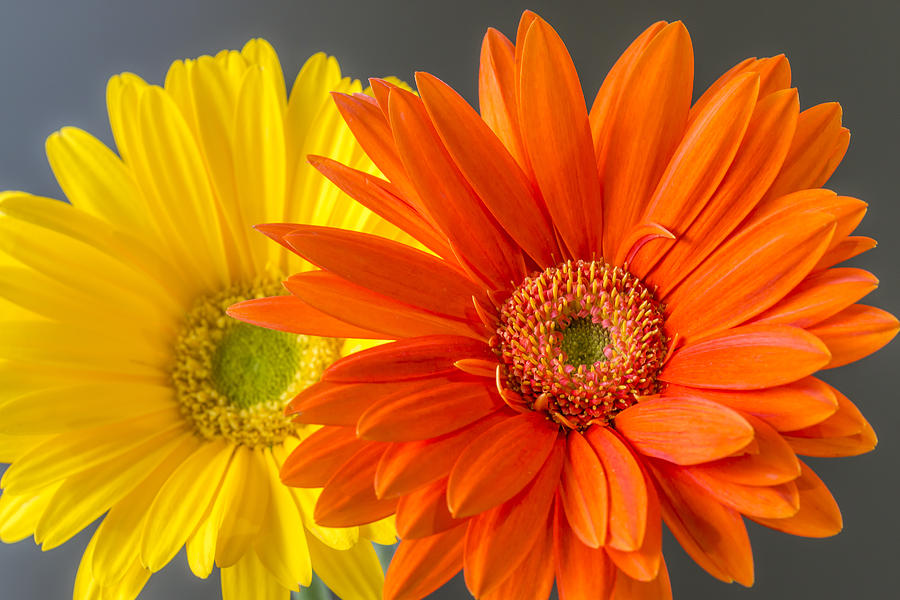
(171, 278), (342, 447)
(494, 259), (667, 430)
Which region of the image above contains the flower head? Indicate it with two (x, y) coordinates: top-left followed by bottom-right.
(232, 12), (899, 600)
(0, 40), (406, 599)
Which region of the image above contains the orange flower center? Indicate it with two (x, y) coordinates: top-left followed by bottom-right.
(493, 259), (668, 430)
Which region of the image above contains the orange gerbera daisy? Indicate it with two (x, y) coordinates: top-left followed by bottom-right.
(229, 11), (898, 600)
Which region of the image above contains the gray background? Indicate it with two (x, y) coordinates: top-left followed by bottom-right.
(0, 0), (897, 598)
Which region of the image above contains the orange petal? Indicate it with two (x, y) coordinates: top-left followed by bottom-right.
(315, 443), (398, 527)
(479, 27), (529, 170)
(815, 236), (877, 271)
(749, 190), (865, 241)
(554, 499), (616, 600)
(611, 557), (673, 600)
(751, 267), (878, 328)
(388, 86), (525, 288)
(518, 16), (603, 258)
(629, 72), (759, 274)
(784, 383), (877, 457)
(787, 382), (866, 438)
(689, 55), (790, 125)
(288, 379), (433, 425)
(754, 54), (792, 96)
(808, 304), (899, 368)
(447, 412), (559, 518)
(615, 397), (754, 465)
(284, 225), (479, 320)
(308, 155), (454, 258)
(688, 57), (755, 122)
(605, 476), (662, 581)
(226, 295), (383, 339)
(590, 21), (668, 175)
(600, 22), (693, 259)
(331, 91), (421, 205)
(751, 460), (842, 537)
(453, 358), (498, 378)
(664, 210), (835, 341)
(763, 102), (846, 201)
(585, 427), (647, 551)
(463, 439), (564, 596)
(280, 425), (364, 488)
(285, 270), (478, 339)
(660, 324), (831, 390)
(395, 478), (464, 539)
(417, 71), (558, 267)
(480, 507), (555, 600)
(358, 380), (500, 442)
(786, 431), (878, 458)
(664, 377), (837, 432)
(383, 524), (466, 600)
(325, 335), (493, 382)
(559, 432), (609, 548)
(685, 468), (799, 519)
(375, 412), (509, 498)
(690, 414), (801, 486)
(647, 88), (799, 296)
(650, 460), (754, 586)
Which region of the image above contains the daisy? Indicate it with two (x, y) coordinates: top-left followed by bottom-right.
(0, 40), (404, 599)
(231, 12), (899, 600)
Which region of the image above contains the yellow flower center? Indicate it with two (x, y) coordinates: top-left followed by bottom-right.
(493, 259), (668, 430)
(171, 278), (342, 447)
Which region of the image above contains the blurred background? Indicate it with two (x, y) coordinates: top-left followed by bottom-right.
(1, 0), (897, 598)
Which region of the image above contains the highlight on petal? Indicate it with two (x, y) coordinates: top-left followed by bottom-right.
(518, 15), (603, 258)
(651, 460), (754, 586)
(447, 412), (559, 518)
(661, 324), (832, 390)
(615, 397), (754, 465)
(808, 304), (899, 368)
(601, 21), (693, 259)
(585, 427), (648, 552)
(558, 432), (608, 548)
(751, 460), (842, 537)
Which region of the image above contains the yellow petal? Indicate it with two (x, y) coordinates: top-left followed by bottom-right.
(215, 446), (270, 567)
(140, 440), (234, 572)
(221, 550), (290, 600)
(0, 194), (181, 323)
(0, 321), (167, 376)
(0, 382), (174, 435)
(44, 127), (150, 236)
(188, 55), (255, 281)
(291, 76), (362, 228)
(241, 39), (287, 114)
(233, 65), (286, 274)
(91, 434), (200, 586)
(0, 266), (170, 341)
(0, 359), (152, 403)
(132, 85), (229, 292)
(106, 72), (148, 167)
(307, 534), (384, 600)
(75, 522), (151, 600)
(186, 510), (219, 579)
(284, 52), (341, 181)
(35, 428), (188, 550)
(0, 482), (61, 543)
(163, 58), (199, 140)
(1, 407), (181, 494)
(359, 517), (398, 545)
(0, 431), (47, 462)
(254, 449), (311, 590)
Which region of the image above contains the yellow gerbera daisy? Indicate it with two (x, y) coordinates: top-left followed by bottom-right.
(0, 39), (406, 600)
